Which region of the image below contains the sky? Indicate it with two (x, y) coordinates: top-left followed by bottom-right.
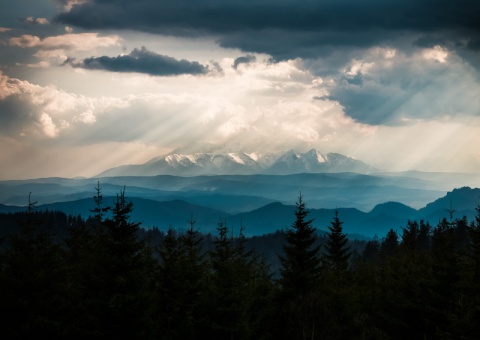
(0, 0), (480, 179)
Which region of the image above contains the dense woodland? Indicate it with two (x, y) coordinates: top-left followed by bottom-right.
(1, 185), (480, 339)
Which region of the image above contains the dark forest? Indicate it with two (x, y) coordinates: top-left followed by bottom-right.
(1, 185), (480, 339)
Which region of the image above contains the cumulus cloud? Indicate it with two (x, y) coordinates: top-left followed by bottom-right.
(0, 58), (367, 152)
(0, 27), (12, 32)
(65, 46), (211, 76)
(73, 110), (96, 124)
(0, 71), (127, 139)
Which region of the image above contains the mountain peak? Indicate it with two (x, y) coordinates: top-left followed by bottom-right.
(97, 149), (377, 177)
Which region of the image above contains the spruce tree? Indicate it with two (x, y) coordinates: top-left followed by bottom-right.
(90, 181), (110, 229)
(155, 219), (210, 339)
(100, 188), (153, 339)
(279, 194), (321, 297)
(323, 209), (351, 274)
(0, 211), (66, 338)
(156, 227), (182, 338)
(208, 220), (253, 339)
(380, 228), (399, 258)
(401, 220), (419, 255)
(178, 218), (210, 338)
(470, 204), (480, 280)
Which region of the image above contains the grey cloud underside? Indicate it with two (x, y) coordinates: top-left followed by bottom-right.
(55, 0), (480, 59)
(233, 55), (256, 69)
(325, 89), (408, 126)
(55, 0), (480, 33)
(325, 65), (480, 126)
(68, 47), (210, 76)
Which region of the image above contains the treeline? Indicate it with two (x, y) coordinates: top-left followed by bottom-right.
(0, 186), (479, 339)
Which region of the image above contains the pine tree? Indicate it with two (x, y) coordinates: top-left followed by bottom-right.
(417, 220), (432, 253)
(279, 194), (321, 297)
(361, 236), (380, 264)
(178, 218), (210, 338)
(380, 228), (399, 258)
(401, 220), (419, 255)
(275, 195), (323, 340)
(62, 214), (101, 337)
(156, 227), (182, 338)
(90, 181), (110, 228)
(155, 218), (210, 339)
(429, 217), (463, 337)
(470, 204), (480, 280)
(0, 211), (66, 338)
(100, 187), (153, 339)
(323, 209), (351, 275)
(449, 203), (480, 337)
(208, 219), (253, 339)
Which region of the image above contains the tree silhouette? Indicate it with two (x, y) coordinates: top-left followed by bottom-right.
(100, 187), (153, 339)
(90, 181), (110, 228)
(279, 193), (321, 297)
(323, 209), (351, 274)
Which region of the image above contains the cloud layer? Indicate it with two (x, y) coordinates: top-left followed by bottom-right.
(54, 0), (480, 60)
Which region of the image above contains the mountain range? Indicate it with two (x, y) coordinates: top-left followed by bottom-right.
(1, 181), (479, 238)
(1, 147), (479, 238)
(97, 149), (377, 177)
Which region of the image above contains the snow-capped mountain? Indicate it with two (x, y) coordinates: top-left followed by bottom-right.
(96, 149), (377, 177)
(266, 149), (375, 175)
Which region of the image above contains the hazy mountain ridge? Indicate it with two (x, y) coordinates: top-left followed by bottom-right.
(0, 173), (448, 212)
(2, 170), (479, 238)
(96, 149), (377, 177)
(1, 185), (478, 238)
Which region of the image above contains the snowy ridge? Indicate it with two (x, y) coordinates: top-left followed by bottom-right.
(97, 149), (377, 177)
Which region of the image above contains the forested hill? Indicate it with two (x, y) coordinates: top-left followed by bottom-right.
(1, 190), (480, 339)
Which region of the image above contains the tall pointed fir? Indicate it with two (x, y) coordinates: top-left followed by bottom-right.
(100, 187), (154, 339)
(155, 218), (209, 339)
(380, 228), (399, 258)
(280, 193), (321, 297)
(90, 181), (110, 229)
(275, 194), (322, 340)
(323, 209), (351, 276)
(470, 204), (480, 281)
(318, 210), (354, 338)
(207, 219), (254, 339)
(0, 206), (66, 338)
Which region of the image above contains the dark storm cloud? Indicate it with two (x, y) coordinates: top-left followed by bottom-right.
(66, 47), (210, 76)
(54, 0), (480, 59)
(233, 55), (256, 69)
(54, 0), (480, 33)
